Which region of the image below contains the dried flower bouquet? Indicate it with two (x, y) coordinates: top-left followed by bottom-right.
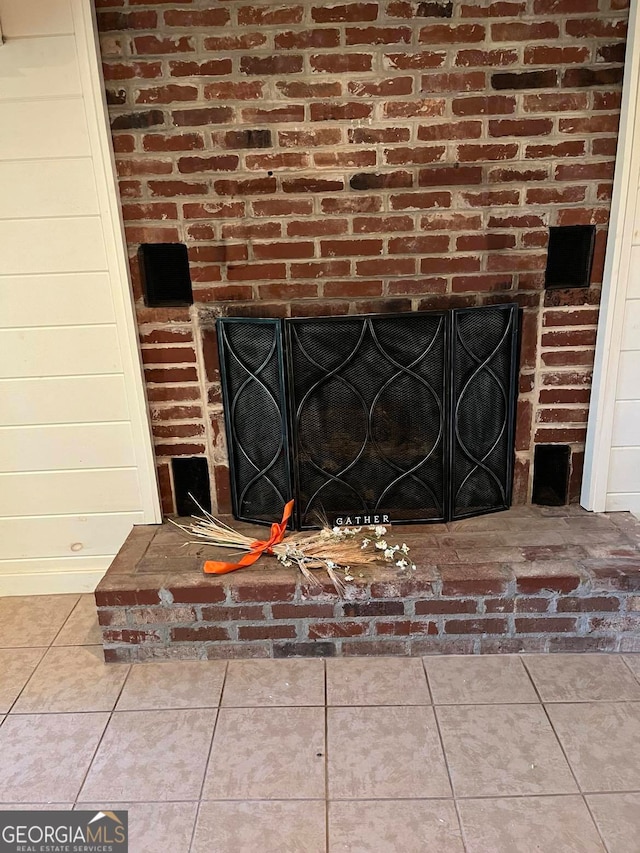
(170, 500), (414, 596)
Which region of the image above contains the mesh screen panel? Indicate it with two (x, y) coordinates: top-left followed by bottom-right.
(217, 319), (292, 523)
(217, 305), (518, 528)
(450, 305), (517, 519)
(287, 314), (447, 527)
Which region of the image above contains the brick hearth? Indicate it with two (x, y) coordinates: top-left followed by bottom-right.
(96, 505), (640, 661)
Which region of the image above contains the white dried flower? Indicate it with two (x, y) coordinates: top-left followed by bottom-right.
(320, 528), (332, 539)
(332, 526), (342, 536)
(384, 548), (395, 560)
(361, 537), (370, 549)
(396, 558), (408, 569)
(352, 526), (362, 533)
(344, 572), (354, 582)
(375, 540), (388, 550)
(374, 525), (387, 537)
(326, 559), (336, 569)
(411, 563), (417, 571)
(401, 543), (410, 554)
(343, 527), (356, 536)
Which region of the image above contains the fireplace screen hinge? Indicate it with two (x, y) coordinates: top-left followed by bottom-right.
(217, 305), (519, 530)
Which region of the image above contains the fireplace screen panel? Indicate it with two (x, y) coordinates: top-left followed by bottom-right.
(287, 313), (447, 527)
(450, 306), (518, 521)
(217, 305), (518, 529)
(217, 319), (292, 523)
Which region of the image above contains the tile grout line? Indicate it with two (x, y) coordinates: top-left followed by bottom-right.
(187, 660), (229, 853)
(421, 657), (469, 853)
(8, 697), (640, 717)
(49, 595), (84, 647)
(620, 654), (640, 687)
(323, 658), (329, 853)
(72, 657), (134, 810)
(518, 654), (611, 853)
(4, 647), (49, 717)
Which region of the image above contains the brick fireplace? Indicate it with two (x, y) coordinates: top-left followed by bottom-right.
(95, 0), (629, 517)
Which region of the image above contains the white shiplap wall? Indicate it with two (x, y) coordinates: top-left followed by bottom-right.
(607, 236), (640, 510)
(583, 2), (640, 514)
(0, 0), (161, 595)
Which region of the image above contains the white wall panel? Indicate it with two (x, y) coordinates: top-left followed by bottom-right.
(0, 100), (90, 160)
(0, 0), (160, 596)
(0, 36), (81, 100)
(0, 375), (129, 425)
(0, 0), (73, 37)
(0, 423), (136, 472)
(0, 273), (115, 327)
(0, 512), (145, 561)
(608, 447), (640, 493)
(0, 469), (142, 517)
(616, 351), (640, 400)
(611, 401), (640, 446)
(0, 159), (98, 219)
(628, 246), (640, 297)
(0, 325), (122, 378)
(621, 299), (640, 351)
(0, 217), (107, 274)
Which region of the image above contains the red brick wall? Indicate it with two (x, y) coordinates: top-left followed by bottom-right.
(95, 0), (629, 514)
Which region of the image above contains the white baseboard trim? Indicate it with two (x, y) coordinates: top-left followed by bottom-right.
(605, 493), (640, 513)
(0, 569), (106, 597)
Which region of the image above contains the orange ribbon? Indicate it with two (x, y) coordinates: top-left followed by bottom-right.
(203, 499), (294, 575)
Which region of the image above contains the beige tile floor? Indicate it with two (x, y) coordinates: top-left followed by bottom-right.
(1, 595), (640, 852)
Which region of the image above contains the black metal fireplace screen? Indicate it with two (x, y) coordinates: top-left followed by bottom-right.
(217, 305), (519, 529)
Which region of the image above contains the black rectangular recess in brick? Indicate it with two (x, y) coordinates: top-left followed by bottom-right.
(545, 225), (596, 289)
(171, 457), (212, 517)
(217, 305), (520, 529)
(138, 243), (193, 307)
(532, 444), (571, 506)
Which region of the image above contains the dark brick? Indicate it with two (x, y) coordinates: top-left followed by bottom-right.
(597, 43), (626, 64)
(417, 1), (453, 16)
(350, 172), (413, 190)
(274, 641), (336, 657)
(240, 55), (304, 75)
(225, 129), (272, 149)
(562, 67), (624, 87)
(492, 70), (558, 90)
(111, 110), (164, 130)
